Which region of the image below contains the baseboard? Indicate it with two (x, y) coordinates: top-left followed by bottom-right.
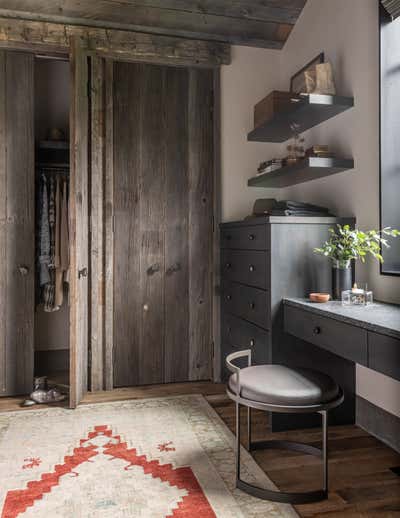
(356, 396), (400, 453)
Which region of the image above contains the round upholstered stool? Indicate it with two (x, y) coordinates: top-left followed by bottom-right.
(226, 350), (344, 505)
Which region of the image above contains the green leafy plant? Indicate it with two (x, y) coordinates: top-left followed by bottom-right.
(314, 224), (400, 268)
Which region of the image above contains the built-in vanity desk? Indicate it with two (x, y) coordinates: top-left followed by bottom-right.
(284, 298), (400, 451)
(284, 298), (400, 382)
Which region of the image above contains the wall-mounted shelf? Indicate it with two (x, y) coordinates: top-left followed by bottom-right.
(247, 93), (354, 143)
(248, 157), (354, 188)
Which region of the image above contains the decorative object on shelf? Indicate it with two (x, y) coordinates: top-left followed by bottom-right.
(314, 224), (400, 300)
(251, 198), (277, 217)
(314, 62), (336, 95)
(290, 52), (325, 94)
(342, 283), (373, 306)
(256, 159), (284, 176)
(286, 133), (305, 164)
(253, 90), (296, 129)
(309, 292), (330, 303)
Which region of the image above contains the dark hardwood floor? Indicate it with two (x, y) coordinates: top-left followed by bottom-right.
(1, 381), (400, 517)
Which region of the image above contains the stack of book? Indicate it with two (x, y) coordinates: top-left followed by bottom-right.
(305, 145), (335, 158)
(256, 159), (284, 176)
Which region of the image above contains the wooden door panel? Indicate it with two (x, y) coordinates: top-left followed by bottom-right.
(188, 68), (214, 381)
(69, 40), (89, 408)
(113, 62), (142, 387)
(0, 50), (34, 396)
(138, 65), (165, 385)
(164, 67), (189, 383)
(113, 62), (213, 387)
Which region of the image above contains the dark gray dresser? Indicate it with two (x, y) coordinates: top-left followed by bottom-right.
(220, 216), (356, 431)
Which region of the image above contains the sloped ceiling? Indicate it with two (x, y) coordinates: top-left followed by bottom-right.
(0, 0), (307, 49)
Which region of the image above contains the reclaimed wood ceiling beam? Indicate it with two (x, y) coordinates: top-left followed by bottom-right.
(0, 0), (307, 49)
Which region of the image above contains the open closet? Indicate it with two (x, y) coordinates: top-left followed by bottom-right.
(34, 56), (70, 391)
(0, 27), (226, 408)
(0, 46), (87, 407)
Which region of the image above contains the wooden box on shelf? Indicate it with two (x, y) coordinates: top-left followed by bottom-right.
(254, 90), (298, 129)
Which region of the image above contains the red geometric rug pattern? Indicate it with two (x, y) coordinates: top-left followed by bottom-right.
(2, 425), (216, 518)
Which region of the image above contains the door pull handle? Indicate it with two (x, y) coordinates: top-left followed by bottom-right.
(78, 267), (88, 279)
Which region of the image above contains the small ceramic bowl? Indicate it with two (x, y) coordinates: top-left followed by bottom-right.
(309, 293), (330, 303)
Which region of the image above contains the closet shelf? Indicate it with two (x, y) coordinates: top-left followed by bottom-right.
(247, 93), (354, 143)
(247, 157), (354, 188)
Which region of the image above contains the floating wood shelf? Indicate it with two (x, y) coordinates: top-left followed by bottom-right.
(248, 157), (354, 188)
(247, 94), (354, 143)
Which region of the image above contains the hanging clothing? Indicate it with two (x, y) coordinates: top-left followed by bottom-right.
(36, 169), (70, 312)
(44, 177), (57, 312)
(38, 175), (51, 287)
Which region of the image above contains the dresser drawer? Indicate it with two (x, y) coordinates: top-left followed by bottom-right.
(221, 281), (270, 329)
(369, 332), (400, 381)
(221, 249), (268, 289)
(284, 305), (368, 365)
(221, 225), (268, 250)
(221, 313), (270, 380)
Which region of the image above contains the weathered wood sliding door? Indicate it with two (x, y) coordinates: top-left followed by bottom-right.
(69, 40), (90, 407)
(112, 62), (214, 387)
(0, 50), (34, 396)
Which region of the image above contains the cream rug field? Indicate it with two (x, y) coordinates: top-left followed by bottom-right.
(0, 395), (297, 518)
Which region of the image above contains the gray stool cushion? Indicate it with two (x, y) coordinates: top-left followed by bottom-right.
(228, 365), (339, 406)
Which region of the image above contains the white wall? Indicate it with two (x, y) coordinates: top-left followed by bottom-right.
(220, 0), (400, 418)
(220, 46), (281, 221)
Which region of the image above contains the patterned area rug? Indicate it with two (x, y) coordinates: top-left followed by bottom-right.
(0, 395), (297, 517)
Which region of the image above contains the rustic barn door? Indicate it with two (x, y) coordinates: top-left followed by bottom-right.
(0, 50), (35, 396)
(112, 62), (214, 387)
(69, 40), (90, 407)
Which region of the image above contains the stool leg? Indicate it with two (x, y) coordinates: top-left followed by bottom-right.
(322, 410), (328, 493)
(235, 402), (241, 481)
(247, 407), (252, 451)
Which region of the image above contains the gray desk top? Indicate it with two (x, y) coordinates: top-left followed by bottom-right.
(284, 297), (400, 340)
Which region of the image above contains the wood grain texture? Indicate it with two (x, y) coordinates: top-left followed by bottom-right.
(138, 64), (165, 385)
(112, 62), (214, 387)
(113, 61), (142, 387)
(89, 55), (105, 391)
(164, 67), (189, 383)
(0, 0), (306, 48)
(0, 17), (230, 66)
(104, 59), (114, 391)
(188, 68), (214, 381)
(69, 38), (89, 408)
(0, 50), (34, 396)
(0, 51), (6, 396)
(212, 68), (221, 382)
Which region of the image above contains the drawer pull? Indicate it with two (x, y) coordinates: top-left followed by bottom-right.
(313, 326), (321, 335)
(225, 234), (232, 240)
(249, 302), (255, 310)
(250, 339), (255, 347)
(226, 294), (232, 301)
(249, 265), (255, 272)
(225, 262), (232, 269)
(248, 234), (255, 240)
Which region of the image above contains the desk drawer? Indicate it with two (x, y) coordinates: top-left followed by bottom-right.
(369, 332), (400, 381)
(221, 225), (268, 250)
(284, 305), (368, 365)
(221, 281), (270, 329)
(221, 249), (268, 288)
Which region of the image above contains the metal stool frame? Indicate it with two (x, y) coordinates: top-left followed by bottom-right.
(226, 349), (344, 505)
